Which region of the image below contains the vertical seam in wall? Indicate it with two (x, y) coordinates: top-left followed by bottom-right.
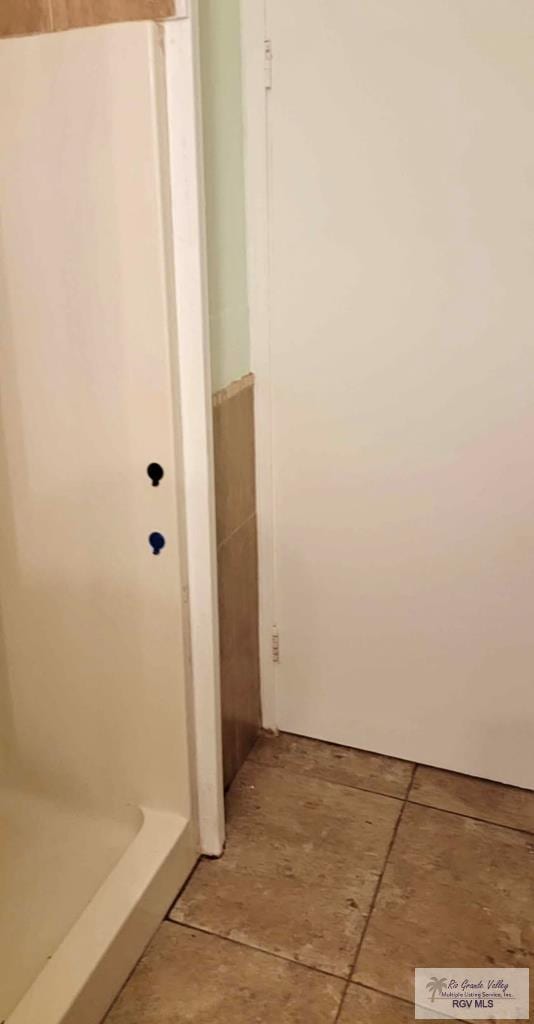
(47, 0), (55, 32)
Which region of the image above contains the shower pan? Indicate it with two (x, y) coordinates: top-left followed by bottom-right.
(0, 20), (206, 1024)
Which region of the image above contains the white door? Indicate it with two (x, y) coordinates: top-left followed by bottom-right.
(265, 0), (534, 787)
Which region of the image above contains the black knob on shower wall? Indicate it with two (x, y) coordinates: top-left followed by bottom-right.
(147, 463), (164, 487)
(149, 532), (166, 556)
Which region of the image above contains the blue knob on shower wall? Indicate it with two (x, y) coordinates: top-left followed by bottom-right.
(149, 532), (165, 555)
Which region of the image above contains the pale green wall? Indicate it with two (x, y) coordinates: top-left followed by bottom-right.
(199, 0), (250, 393)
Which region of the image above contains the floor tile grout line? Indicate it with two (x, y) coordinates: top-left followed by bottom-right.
(163, 917), (349, 984)
(354, 761), (417, 970)
(353, 979), (473, 1022)
(407, 798), (534, 838)
(165, 913), (471, 1024)
(171, 748), (533, 1022)
(405, 762), (417, 802)
(246, 755), (411, 803)
(108, 737), (533, 1021)
(354, 979), (420, 1010)
(247, 757), (534, 837)
(333, 762), (417, 1024)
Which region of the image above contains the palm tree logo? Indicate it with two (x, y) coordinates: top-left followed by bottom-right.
(426, 977), (447, 1003)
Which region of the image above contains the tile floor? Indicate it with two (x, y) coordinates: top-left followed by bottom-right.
(105, 732), (534, 1022)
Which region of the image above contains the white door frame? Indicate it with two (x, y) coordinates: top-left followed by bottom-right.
(164, 6), (224, 855)
(240, 1), (277, 731)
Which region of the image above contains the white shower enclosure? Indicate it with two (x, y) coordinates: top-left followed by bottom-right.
(0, 18), (219, 1024)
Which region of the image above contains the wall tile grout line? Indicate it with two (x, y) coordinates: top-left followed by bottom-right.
(333, 762), (417, 1024)
(217, 509), (256, 551)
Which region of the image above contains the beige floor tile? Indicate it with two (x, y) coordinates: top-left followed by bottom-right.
(411, 765), (534, 833)
(105, 922), (344, 1023)
(338, 984), (422, 1023)
(170, 760), (401, 977)
(354, 803), (534, 1002)
(250, 732), (414, 798)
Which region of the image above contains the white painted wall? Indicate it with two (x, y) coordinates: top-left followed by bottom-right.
(199, 0), (250, 391)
